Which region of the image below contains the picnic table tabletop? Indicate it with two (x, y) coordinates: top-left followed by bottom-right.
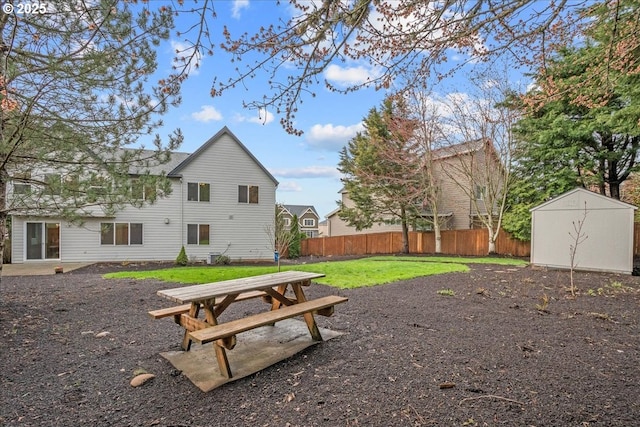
(157, 270), (326, 304)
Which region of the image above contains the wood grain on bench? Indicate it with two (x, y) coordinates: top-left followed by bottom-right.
(189, 295), (348, 344)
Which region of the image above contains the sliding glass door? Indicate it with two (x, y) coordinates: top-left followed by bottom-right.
(26, 222), (60, 260)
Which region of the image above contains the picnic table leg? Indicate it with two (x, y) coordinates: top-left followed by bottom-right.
(271, 284), (287, 310)
(181, 303), (200, 351)
(203, 307), (233, 379)
(292, 283), (323, 341)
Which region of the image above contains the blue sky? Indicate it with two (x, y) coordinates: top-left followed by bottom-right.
(147, 1), (527, 218)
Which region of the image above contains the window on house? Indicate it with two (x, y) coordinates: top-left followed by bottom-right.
(44, 174), (62, 195)
(187, 224), (210, 245)
(132, 179), (157, 201)
(238, 185), (259, 204)
(187, 182), (210, 202)
(13, 172), (31, 194)
(101, 222), (143, 245)
(303, 218), (315, 227)
(284, 217), (291, 226)
(88, 176), (107, 202)
(475, 185), (486, 200)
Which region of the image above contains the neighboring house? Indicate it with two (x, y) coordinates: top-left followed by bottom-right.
(325, 140), (500, 237)
(279, 204), (320, 238)
(317, 219), (329, 237)
(10, 127), (278, 263)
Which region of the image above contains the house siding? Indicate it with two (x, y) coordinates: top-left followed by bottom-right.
(10, 128), (277, 263)
(326, 142), (502, 236)
(177, 133), (276, 261)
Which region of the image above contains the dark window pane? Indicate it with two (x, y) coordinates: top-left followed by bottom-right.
(187, 183), (198, 201)
(101, 223), (114, 245)
(131, 180), (144, 200)
(115, 223), (129, 245)
(199, 224), (210, 245)
(249, 186), (259, 204)
(130, 223), (143, 245)
(187, 224), (198, 244)
(238, 185), (248, 203)
(200, 183), (210, 202)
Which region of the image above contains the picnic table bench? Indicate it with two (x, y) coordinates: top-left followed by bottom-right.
(150, 271), (347, 379)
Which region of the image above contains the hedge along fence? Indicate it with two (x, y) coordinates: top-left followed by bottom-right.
(303, 223), (640, 258)
(302, 229), (529, 258)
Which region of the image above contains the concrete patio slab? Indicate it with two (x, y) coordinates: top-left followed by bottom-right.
(2, 262), (93, 276)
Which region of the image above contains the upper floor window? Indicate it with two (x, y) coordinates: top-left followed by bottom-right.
(187, 182), (210, 202)
(283, 217), (291, 226)
(45, 173), (62, 196)
(13, 172), (31, 194)
(132, 179), (157, 201)
(238, 185), (259, 204)
(303, 218), (316, 227)
(475, 185), (486, 201)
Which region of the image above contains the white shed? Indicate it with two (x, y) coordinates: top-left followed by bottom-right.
(530, 188), (637, 274)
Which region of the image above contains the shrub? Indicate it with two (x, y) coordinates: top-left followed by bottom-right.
(214, 255), (231, 265)
(175, 246), (188, 266)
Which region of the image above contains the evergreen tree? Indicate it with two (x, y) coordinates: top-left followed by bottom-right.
(1, 1), (186, 276)
(503, 3), (640, 240)
(288, 214), (301, 259)
(338, 97), (421, 253)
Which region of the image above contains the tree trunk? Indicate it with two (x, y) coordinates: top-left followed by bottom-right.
(0, 169), (7, 285)
(487, 227), (497, 254)
(610, 182), (620, 200)
(434, 221), (442, 254)
(401, 210), (410, 254)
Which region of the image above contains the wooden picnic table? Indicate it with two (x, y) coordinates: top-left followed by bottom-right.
(151, 270), (347, 379)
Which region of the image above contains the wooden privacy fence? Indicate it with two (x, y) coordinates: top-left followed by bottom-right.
(302, 229), (531, 258)
(303, 223), (640, 258)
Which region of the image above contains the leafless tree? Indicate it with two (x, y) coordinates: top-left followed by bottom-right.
(436, 67), (520, 253)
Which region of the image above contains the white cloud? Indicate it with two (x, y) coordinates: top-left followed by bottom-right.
(277, 181), (303, 192)
(271, 166), (341, 179)
(324, 64), (379, 87)
(306, 122), (364, 151)
(236, 108), (275, 125)
(170, 40), (202, 76)
(231, 0), (249, 18)
(191, 105), (223, 122)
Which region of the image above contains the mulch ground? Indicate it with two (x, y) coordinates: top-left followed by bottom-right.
(1, 260), (639, 427)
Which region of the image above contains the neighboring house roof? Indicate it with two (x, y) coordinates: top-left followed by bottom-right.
(168, 126), (279, 186)
(280, 204), (319, 219)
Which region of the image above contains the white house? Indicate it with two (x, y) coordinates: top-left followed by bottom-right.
(10, 127), (278, 263)
(530, 188), (637, 274)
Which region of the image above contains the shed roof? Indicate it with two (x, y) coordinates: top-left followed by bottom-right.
(530, 188), (637, 212)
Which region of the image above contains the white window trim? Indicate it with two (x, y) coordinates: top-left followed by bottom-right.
(187, 223), (210, 245)
(187, 182), (211, 202)
(100, 222), (144, 246)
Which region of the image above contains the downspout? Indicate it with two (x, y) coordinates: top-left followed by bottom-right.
(180, 177), (184, 246)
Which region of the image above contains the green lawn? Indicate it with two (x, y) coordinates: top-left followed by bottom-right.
(104, 256), (527, 289)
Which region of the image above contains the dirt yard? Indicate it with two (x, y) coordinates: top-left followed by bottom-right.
(1, 261), (639, 426)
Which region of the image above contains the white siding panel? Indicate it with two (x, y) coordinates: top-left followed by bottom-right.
(10, 130), (277, 263)
(178, 133), (275, 261)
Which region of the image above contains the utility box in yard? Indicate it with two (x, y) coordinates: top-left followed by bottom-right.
(530, 188), (637, 274)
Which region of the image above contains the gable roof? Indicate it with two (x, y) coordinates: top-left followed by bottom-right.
(530, 187), (638, 212)
(167, 126), (279, 186)
(281, 204), (319, 218)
